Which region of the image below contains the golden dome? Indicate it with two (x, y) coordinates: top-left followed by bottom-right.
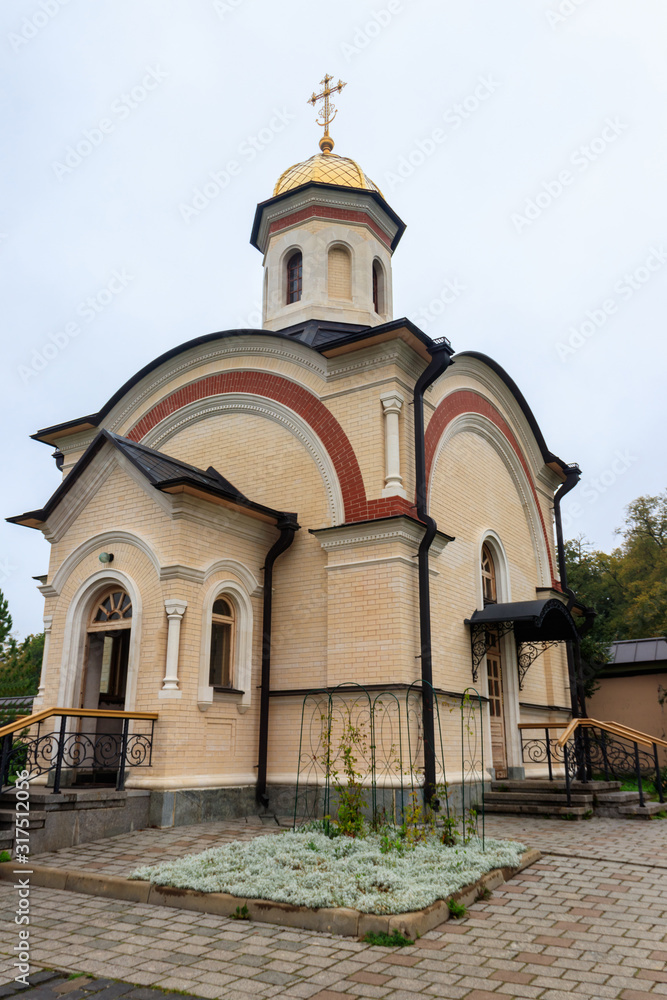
(273, 152), (383, 198)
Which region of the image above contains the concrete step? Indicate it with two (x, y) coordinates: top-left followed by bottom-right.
(485, 802), (591, 818)
(485, 791), (594, 806)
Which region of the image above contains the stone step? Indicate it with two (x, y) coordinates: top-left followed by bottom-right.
(618, 801), (666, 819)
(485, 802), (590, 818)
(595, 791), (642, 804)
(0, 808), (46, 828)
(491, 780), (622, 793)
(485, 791), (594, 806)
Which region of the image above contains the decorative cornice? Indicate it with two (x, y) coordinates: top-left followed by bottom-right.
(159, 564), (205, 585)
(312, 516), (451, 557)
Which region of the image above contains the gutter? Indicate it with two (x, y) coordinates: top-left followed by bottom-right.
(413, 338), (455, 804)
(256, 516), (299, 807)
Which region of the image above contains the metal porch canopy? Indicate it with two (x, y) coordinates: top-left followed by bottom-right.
(464, 598), (579, 689)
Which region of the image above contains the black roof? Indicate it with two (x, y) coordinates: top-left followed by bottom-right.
(249, 181), (407, 253)
(465, 598), (580, 643)
(8, 430), (298, 528)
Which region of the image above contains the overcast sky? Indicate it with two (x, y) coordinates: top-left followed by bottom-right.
(2, 0), (666, 639)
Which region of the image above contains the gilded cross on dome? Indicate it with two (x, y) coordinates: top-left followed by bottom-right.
(307, 73), (347, 154)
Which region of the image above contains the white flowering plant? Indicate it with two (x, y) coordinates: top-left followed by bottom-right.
(131, 828), (525, 915)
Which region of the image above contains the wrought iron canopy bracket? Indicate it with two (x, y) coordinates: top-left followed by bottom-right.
(469, 621), (515, 682)
(516, 640), (560, 690)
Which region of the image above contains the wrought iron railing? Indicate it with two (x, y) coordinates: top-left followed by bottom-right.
(556, 718), (666, 808)
(519, 723), (568, 781)
(0, 707), (158, 794)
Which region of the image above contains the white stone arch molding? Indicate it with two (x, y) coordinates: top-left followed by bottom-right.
(141, 392), (345, 525)
(46, 530), (162, 597)
(203, 559), (261, 596)
(57, 569), (143, 713)
(198, 579), (254, 713)
(429, 411), (552, 588)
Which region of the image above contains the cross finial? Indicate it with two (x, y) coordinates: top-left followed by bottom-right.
(307, 73), (347, 154)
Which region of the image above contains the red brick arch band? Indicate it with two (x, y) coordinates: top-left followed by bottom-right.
(425, 389), (558, 587)
(126, 371), (414, 523)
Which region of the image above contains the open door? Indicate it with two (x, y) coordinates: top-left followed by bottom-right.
(481, 545), (509, 780)
(79, 589), (132, 781)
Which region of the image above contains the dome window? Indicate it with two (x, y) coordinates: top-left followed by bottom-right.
(372, 259), (385, 314)
(328, 245), (352, 300)
(286, 251), (302, 304)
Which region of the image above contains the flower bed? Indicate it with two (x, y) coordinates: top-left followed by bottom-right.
(131, 829), (526, 915)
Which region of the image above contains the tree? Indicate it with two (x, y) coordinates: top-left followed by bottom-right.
(565, 490), (667, 697)
(0, 590), (12, 650)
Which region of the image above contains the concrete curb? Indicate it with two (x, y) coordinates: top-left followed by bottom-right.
(0, 847), (541, 937)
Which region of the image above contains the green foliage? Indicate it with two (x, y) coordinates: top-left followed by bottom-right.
(0, 591), (12, 649)
(230, 904), (249, 920)
(477, 885), (492, 901)
(363, 930), (414, 947)
(566, 491), (667, 697)
(0, 850), (11, 862)
(447, 897), (466, 918)
(320, 716), (368, 838)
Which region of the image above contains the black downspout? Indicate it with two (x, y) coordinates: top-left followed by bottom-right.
(256, 516), (299, 808)
(553, 466), (586, 719)
(413, 339), (455, 805)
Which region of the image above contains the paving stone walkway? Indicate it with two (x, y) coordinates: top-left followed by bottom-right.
(1, 815), (666, 999)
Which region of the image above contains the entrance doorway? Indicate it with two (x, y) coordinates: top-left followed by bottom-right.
(481, 544), (508, 780)
(79, 589), (132, 781)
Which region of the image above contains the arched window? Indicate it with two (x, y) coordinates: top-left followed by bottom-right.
(209, 597), (235, 689)
(286, 251), (302, 304)
(90, 589), (133, 628)
(328, 245), (352, 300)
(372, 259), (385, 314)
(481, 544), (497, 605)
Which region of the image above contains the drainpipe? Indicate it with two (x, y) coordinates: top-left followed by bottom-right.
(553, 466), (586, 719)
(413, 338), (455, 805)
(256, 516), (299, 808)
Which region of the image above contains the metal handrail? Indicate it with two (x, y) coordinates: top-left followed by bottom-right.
(0, 707), (158, 793)
(557, 717), (667, 750)
(518, 722), (568, 730)
(0, 707), (158, 739)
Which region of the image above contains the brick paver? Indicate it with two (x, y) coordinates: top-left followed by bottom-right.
(1, 815), (665, 998)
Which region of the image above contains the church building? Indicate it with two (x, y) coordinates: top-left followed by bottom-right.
(8, 77), (587, 825)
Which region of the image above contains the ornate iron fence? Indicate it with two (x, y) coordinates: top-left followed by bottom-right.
(562, 725), (665, 807)
(293, 682), (485, 845)
(519, 725), (567, 781)
(0, 710), (157, 793)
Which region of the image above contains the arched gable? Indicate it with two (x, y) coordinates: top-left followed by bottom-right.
(426, 390), (557, 587)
